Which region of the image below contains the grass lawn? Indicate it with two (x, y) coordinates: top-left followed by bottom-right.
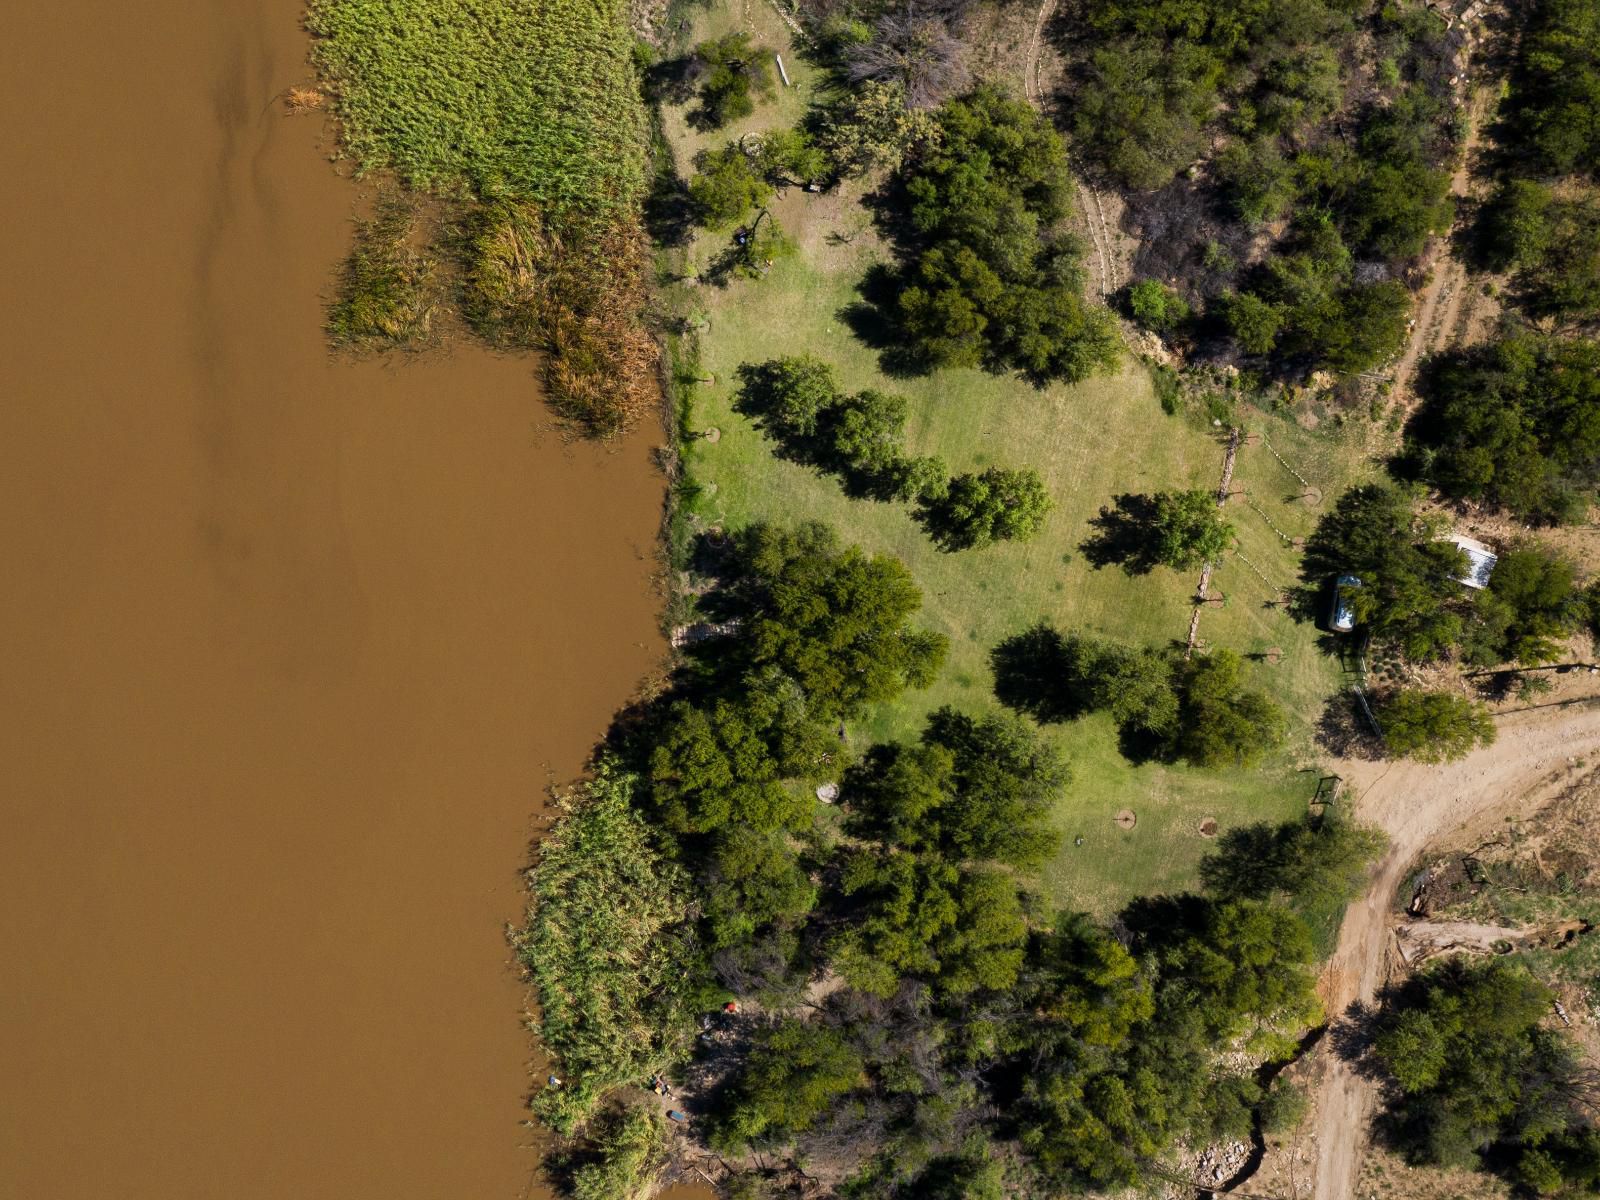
(660, 1), (1378, 914)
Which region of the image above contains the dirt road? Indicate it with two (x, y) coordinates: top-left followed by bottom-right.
(1390, 87), (1488, 405)
(1310, 703), (1600, 1200)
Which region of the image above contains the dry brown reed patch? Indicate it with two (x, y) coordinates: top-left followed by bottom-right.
(284, 86), (327, 114)
(463, 200), (655, 436)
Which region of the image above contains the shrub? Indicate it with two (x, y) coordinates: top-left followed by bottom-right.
(1377, 689), (1496, 763)
(1127, 279), (1193, 335)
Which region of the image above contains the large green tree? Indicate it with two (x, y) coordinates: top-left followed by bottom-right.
(727, 522), (947, 719)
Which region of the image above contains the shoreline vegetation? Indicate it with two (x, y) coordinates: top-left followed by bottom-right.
(305, 0), (1600, 1195)
(307, 0), (657, 434)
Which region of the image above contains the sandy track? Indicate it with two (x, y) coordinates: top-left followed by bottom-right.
(1391, 88), (1486, 404)
(1311, 703), (1600, 1200)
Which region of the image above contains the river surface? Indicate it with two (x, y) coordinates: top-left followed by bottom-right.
(0, 4), (674, 1198)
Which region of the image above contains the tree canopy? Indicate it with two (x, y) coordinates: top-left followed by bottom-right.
(1371, 958), (1600, 1191)
(887, 87), (1120, 383)
(724, 521), (948, 720)
(1408, 336), (1600, 525)
(1377, 688), (1497, 763)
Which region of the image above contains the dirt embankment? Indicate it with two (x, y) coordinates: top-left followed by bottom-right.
(1310, 703), (1600, 1200)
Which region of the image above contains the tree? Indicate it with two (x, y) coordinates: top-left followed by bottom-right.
(920, 706), (1069, 867)
(1148, 489), (1234, 570)
(1505, 0), (1600, 178)
(692, 33), (773, 130)
(1174, 650), (1285, 768)
(1378, 689), (1496, 763)
(727, 522), (947, 719)
(713, 1018), (865, 1150)
(734, 356), (839, 444)
(647, 669), (834, 835)
(812, 79), (942, 176)
(1462, 544), (1587, 667)
(701, 826), (818, 948)
(907, 1136), (1005, 1200)
(1297, 484), (1471, 661)
(1200, 814), (1387, 910)
(1156, 898), (1322, 1057)
(834, 851), (1028, 996)
(844, 711), (1066, 871)
(754, 128), (827, 185)
(829, 388), (911, 482)
(919, 467), (1053, 550)
(689, 143), (773, 229)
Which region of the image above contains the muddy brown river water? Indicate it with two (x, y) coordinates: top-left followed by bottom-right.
(0, 4), (692, 1198)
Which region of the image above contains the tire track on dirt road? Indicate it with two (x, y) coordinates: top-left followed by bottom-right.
(1022, 0), (1118, 300)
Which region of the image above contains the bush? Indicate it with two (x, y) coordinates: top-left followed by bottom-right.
(1127, 279), (1193, 336)
(1377, 689), (1496, 763)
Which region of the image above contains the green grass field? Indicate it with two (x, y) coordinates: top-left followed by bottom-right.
(662, 3), (1377, 913)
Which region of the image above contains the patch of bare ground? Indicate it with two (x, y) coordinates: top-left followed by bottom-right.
(1308, 704), (1600, 1200)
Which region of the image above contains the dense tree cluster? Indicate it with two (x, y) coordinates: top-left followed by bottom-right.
(1060, 0), (1461, 376)
(884, 87), (1121, 383)
(1370, 958), (1600, 1193)
(735, 356), (1053, 549)
(1476, 183), (1600, 324)
(525, 516), (1394, 1197)
(1504, 0), (1600, 181)
(1298, 483), (1597, 665)
(990, 626), (1285, 767)
(1407, 336), (1600, 525)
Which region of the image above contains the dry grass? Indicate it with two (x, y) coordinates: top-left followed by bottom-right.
(283, 86), (326, 114)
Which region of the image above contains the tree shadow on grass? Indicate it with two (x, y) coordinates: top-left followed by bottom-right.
(1314, 692), (1385, 761)
(836, 263), (938, 379)
(990, 624), (1090, 723)
(1079, 493), (1165, 575)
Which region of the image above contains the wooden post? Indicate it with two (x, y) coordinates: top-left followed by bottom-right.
(775, 54), (792, 87)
